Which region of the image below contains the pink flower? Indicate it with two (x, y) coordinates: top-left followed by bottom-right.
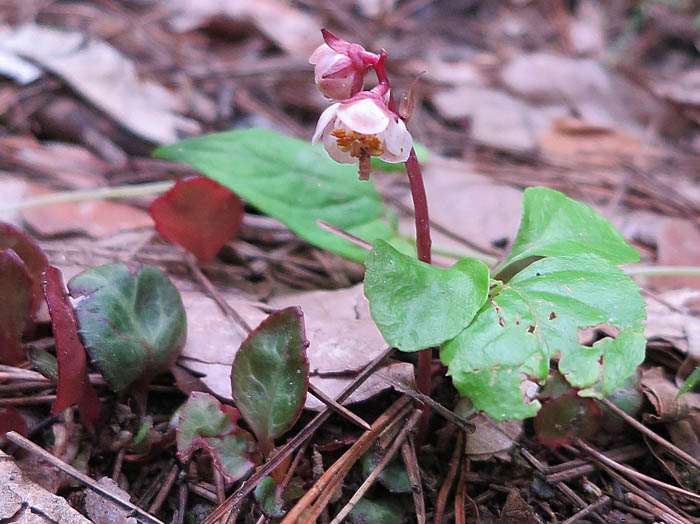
(312, 86), (413, 180)
(309, 29), (379, 100)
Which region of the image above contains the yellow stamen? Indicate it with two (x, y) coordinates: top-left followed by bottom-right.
(331, 129), (384, 158)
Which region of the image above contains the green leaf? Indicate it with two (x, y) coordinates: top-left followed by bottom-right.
(155, 128), (398, 263)
(678, 365), (700, 397)
(254, 477), (285, 518)
(177, 392), (258, 483)
(442, 254), (646, 421)
(495, 187), (640, 278)
(68, 264), (187, 392)
(360, 445), (411, 493)
(231, 307), (309, 447)
(364, 240), (490, 352)
(347, 499), (403, 524)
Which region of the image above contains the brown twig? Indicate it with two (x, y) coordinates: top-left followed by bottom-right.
(281, 396), (413, 524)
(561, 496), (611, 524)
(149, 463), (180, 514)
(599, 398), (700, 470)
(401, 437), (425, 524)
(434, 431), (463, 524)
(329, 409), (422, 524)
(454, 452), (468, 524)
(5, 431), (165, 524)
(308, 382), (372, 431)
(576, 439), (700, 503)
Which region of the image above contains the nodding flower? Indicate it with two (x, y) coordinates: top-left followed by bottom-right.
(312, 85), (413, 180)
(309, 29), (379, 101)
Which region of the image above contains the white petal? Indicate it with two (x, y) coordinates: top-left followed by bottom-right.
(312, 103), (340, 144)
(323, 131), (356, 164)
(380, 118), (412, 163)
(336, 98), (390, 135)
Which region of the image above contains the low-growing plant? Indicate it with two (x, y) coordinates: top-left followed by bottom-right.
(156, 29), (648, 438)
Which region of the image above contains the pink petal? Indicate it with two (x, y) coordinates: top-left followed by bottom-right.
(312, 103), (340, 144)
(337, 98), (390, 135)
(309, 44), (336, 65)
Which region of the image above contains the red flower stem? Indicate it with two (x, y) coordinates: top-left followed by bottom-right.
(374, 53), (433, 440)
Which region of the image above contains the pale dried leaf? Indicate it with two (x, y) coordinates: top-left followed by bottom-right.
(177, 285), (408, 408)
(0, 24), (200, 143)
(465, 414), (522, 461)
(0, 449), (91, 523)
(85, 477), (137, 524)
(500, 52), (664, 134)
(653, 218), (700, 290)
(644, 288), (700, 355)
(20, 181), (153, 238)
(166, 0), (319, 58)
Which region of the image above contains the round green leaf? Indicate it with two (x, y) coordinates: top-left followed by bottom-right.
(348, 499), (403, 524)
(255, 477), (285, 518)
(364, 240), (490, 352)
(495, 187), (640, 279)
(68, 264), (187, 392)
(231, 307), (309, 444)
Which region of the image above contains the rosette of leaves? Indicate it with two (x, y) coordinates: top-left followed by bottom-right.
(364, 188), (647, 421)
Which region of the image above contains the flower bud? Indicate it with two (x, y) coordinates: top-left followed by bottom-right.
(309, 29), (379, 101)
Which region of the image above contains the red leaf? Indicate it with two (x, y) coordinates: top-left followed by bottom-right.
(0, 223), (48, 313)
(42, 266), (102, 425)
(0, 406), (27, 437)
(149, 176), (244, 263)
(0, 249), (33, 365)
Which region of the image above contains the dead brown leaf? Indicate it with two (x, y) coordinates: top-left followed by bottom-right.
(0, 449), (91, 523)
(85, 477), (137, 524)
(500, 489), (540, 524)
(177, 285), (407, 409)
(0, 24), (200, 143)
(465, 414), (522, 461)
(166, 0), (319, 59)
(653, 218), (700, 290)
(19, 181), (153, 238)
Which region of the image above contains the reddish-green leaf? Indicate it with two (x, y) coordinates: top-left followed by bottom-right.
(0, 223), (48, 313)
(0, 407), (27, 437)
(149, 176), (244, 263)
(534, 390), (600, 448)
(68, 264), (187, 393)
(231, 307), (309, 451)
(0, 249), (33, 365)
(177, 392), (259, 483)
(42, 266), (102, 425)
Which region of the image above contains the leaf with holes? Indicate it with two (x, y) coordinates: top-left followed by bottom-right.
(441, 254), (646, 421)
(68, 264), (187, 392)
(364, 240), (490, 352)
(177, 392), (258, 483)
(0, 223), (48, 313)
(0, 249), (32, 365)
(231, 307), (309, 454)
(155, 128), (399, 263)
(149, 176), (244, 263)
(495, 187), (640, 279)
(42, 266), (102, 425)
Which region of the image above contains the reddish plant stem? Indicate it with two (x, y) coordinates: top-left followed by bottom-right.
(374, 52), (434, 442)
